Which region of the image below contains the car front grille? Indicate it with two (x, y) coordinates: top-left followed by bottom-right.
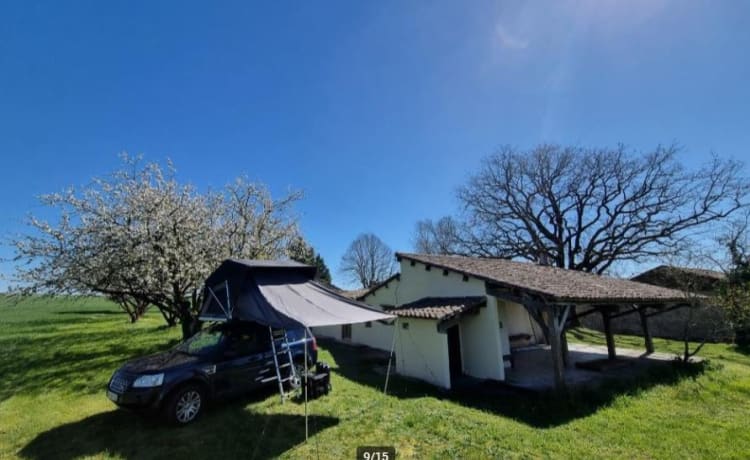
(109, 374), (130, 393)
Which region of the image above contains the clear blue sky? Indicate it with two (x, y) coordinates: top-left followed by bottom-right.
(1, 1), (749, 289)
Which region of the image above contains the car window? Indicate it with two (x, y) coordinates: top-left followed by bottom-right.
(284, 328), (310, 342)
(176, 329), (224, 356)
(225, 329), (268, 355)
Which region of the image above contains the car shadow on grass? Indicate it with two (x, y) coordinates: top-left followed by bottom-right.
(321, 338), (708, 429)
(20, 391), (339, 460)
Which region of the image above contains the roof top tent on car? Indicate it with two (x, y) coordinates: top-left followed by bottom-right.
(200, 280), (232, 322)
(197, 258), (396, 440)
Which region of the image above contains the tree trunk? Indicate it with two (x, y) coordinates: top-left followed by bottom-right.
(180, 316), (200, 339)
(178, 299), (201, 339)
(158, 307), (178, 327)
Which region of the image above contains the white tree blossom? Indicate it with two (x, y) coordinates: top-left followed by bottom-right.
(11, 155), (302, 337)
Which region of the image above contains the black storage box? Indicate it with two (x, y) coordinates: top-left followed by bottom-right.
(303, 361), (331, 399)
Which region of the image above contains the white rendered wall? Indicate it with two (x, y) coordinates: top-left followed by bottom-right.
(315, 259), (529, 387)
(359, 276), (401, 306)
(460, 296), (505, 381)
(313, 325), (343, 340)
(350, 263), (486, 352)
(395, 317), (451, 389)
(496, 301), (512, 354)
(349, 277), (400, 351)
(503, 300), (539, 342)
(351, 320), (395, 351)
(392, 260), (486, 305)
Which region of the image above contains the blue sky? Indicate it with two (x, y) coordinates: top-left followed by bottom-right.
(1, 1), (749, 289)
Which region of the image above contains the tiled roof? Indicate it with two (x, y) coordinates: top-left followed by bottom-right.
(339, 288), (370, 300)
(327, 274), (400, 300)
(396, 253), (690, 304)
(675, 266), (726, 280)
(389, 296), (486, 321)
(633, 265), (725, 282)
(632, 265), (725, 292)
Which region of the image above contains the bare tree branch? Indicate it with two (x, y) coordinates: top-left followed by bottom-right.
(415, 144), (750, 275)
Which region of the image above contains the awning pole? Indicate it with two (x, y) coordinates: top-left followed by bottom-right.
(304, 327), (309, 442)
(384, 318), (398, 395)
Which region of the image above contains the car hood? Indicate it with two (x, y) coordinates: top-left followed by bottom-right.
(121, 349), (205, 373)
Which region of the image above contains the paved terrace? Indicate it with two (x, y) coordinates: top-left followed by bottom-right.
(505, 343), (683, 391)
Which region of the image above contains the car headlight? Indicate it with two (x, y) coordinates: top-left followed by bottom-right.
(132, 373), (164, 388)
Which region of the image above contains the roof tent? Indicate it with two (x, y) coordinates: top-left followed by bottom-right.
(199, 259), (398, 443)
(199, 258), (395, 327)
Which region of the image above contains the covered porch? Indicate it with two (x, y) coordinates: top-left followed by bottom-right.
(487, 278), (695, 391)
(504, 342), (681, 391)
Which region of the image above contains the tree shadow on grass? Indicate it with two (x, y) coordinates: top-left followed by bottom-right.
(0, 330), (181, 402)
(56, 310), (125, 316)
(734, 344), (750, 355)
(19, 392), (339, 460)
(321, 339), (708, 429)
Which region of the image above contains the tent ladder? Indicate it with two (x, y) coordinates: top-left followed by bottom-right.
(268, 326), (298, 403)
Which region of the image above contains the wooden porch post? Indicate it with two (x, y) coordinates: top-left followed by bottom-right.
(637, 306), (655, 354)
(601, 309), (617, 360)
(546, 305), (566, 391)
(560, 327), (570, 367)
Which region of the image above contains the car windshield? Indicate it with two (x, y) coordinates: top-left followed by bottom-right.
(175, 328), (224, 356)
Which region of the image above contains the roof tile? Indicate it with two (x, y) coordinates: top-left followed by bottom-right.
(389, 296), (486, 321)
(396, 253), (690, 304)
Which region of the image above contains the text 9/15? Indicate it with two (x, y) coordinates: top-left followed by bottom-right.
(356, 446), (396, 460)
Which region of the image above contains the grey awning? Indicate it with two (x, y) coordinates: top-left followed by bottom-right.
(199, 259), (394, 329)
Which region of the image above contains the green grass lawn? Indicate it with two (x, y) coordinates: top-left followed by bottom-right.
(1, 296), (750, 459)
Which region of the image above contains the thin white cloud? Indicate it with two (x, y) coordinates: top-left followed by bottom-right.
(495, 24), (528, 50)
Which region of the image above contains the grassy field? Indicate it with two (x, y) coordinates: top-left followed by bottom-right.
(1, 296), (749, 459)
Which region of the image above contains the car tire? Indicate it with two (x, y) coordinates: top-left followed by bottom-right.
(163, 384), (205, 425)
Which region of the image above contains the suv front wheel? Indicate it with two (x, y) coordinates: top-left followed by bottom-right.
(164, 384), (205, 425)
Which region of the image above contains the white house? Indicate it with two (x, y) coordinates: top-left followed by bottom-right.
(315, 252), (693, 390)
(315, 253), (543, 389)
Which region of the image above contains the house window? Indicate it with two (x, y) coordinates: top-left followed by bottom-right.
(365, 321), (372, 328)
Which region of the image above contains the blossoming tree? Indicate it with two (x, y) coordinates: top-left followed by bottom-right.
(11, 155), (302, 338)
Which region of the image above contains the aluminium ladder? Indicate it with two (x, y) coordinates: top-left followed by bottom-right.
(267, 327), (299, 402)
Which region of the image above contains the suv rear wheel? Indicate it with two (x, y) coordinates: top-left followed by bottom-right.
(164, 384), (205, 425)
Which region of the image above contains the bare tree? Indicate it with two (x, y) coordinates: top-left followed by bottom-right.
(10, 155), (301, 338)
(655, 262), (723, 363)
(413, 217), (464, 255)
(449, 144), (749, 274)
(340, 233), (396, 288)
(717, 215), (750, 346)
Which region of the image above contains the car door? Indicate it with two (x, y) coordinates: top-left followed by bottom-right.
(214, 326), (274, 395)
